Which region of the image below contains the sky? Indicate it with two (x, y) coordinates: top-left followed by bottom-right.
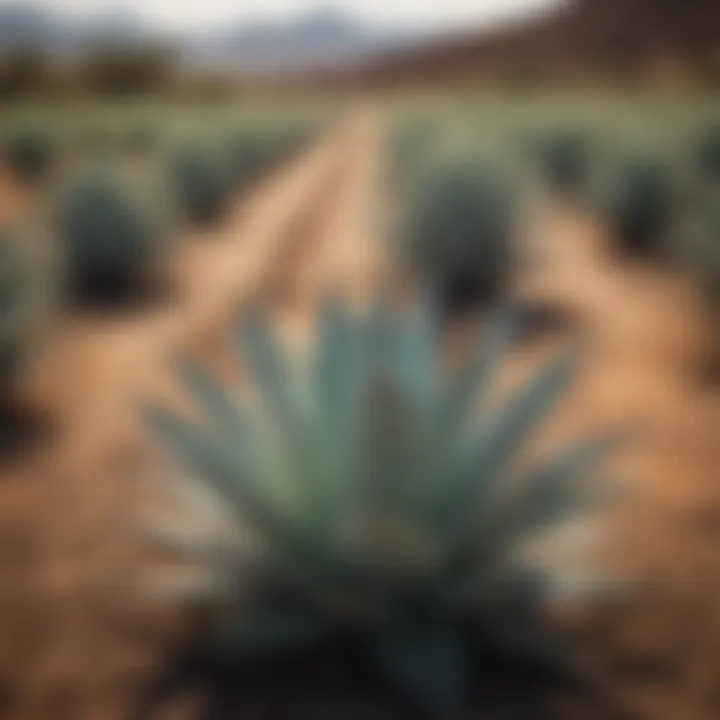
(34, 0), (562, 32)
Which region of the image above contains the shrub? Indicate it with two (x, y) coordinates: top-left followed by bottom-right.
(168, 141), (233, 228)
(2, 129), (55, 185)
(602, 153), (675, 258)
(56, 167), (162, 305)
(141, 300), (617, 718)
(399, 155), (518, 315)
(225, 128), (276, 191)
(533, 128), (590, 198)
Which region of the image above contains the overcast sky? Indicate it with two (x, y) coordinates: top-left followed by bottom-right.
(34, 0), (562, 32)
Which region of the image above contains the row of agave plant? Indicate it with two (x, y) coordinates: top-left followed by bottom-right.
(126, 111), (650, 719)
(0, 111), (324, 393)
(388, 109), (720, 350)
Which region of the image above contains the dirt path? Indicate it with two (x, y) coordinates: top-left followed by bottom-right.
(0, 112), (382, 720)
(267, 108), (382, 338)
(518, 204), (720, 719)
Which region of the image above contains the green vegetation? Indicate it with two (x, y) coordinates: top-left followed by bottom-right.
(168, 117), (321, 229)
(397, 152), (519, 314)
(533, 127), (591, 198)
(168, 141), (233, 228)
(601, 153), (675, 258)
(56, 167), (164, 305)
(143, 300), (615, 717)
(693, 124), (720, 183)
(2, 129), (55, 185)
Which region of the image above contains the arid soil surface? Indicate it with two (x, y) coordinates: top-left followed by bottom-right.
(515, 204), (720, 720)
(0, 111), (717, 720)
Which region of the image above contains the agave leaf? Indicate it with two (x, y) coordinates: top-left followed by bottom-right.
(145, 405), (362, 606)
(313, 298), (365, 449)
(473, 618), (572, 680)
(435, 308), (519, 458)
(485, 431), (625, 549)
(171, 356), (251, 441)
(372, 625), (468, 716)
(439, 432), (621, 602)
(238, 307), (329, 520)
(364, 293), (398, 374)
(397, 297), (442, 404)
(143, 405), (287, 539)
(358, 372), (422, 522)
(236, 305), (294, 420)
(139, 522), (237, 563)
(437, 348), (582, 536)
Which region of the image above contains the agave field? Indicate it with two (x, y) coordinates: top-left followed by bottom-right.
(0, 95), (717, 720)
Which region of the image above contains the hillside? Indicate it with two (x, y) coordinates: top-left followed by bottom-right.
(329, 0), (720, 87)
(182, 8), (419, 77)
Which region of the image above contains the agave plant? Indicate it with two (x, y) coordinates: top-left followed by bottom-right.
(168, 141), (233, 228)
(533, 128), (590, 198)
(387, 114), (443, 192)
(693, 124), (720, 184)
(693, 201), (720, 308)
(56, 167), (162, 305)
(225, 128), (278, 192)
(601, 152), (675, 258)
(2, 129), (55, 185)
(140, 299), (617, 718)
(398, 155), (518, 315)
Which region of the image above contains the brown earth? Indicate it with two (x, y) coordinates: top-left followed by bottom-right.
(514, 202), (720, 720)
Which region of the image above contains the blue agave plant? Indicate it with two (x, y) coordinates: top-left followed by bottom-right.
(141, 299), (617, 718)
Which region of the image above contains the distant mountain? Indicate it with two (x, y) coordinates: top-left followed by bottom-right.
(182, 8), (420, 77)
(0, 2), (146, 55)
(333, 0), (720, 87)
(0, 3), (417, 77)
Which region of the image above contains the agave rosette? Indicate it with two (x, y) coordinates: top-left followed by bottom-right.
(143, 298), (617, 714)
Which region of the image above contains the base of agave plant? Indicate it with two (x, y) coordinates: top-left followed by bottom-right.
(140, 639), (574, 720)
(612, 226), (668, 261)
(68, 268), (173, 313)
(436, 274), (508, 320)
(0, 385), (53, 463)
(511, 299), (580, 345)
